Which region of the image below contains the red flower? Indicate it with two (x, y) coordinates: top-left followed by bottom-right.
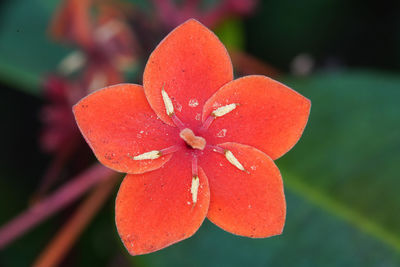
(73, 19), (310, 255)
(40, 76), (81, 153)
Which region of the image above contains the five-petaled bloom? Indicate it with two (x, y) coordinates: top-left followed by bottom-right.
(73, 19), (310, 255)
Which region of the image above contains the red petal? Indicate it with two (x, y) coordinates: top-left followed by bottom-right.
(73, 84), (180, 174)
(115, 153), (210, 255)
(199, 142), (286, 238)
(143, 19), (233, 128)
(202, 75), (311, 160)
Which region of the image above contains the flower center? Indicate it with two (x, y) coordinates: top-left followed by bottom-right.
(179, 128), (206, 150)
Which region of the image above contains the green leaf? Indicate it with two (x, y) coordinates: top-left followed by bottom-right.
(214, 18), (245, 51)
(132, 70), (400, 266)
(280, 69), (400, 251)
(134, 193), (400, 266)
(0, 0), (70, 95)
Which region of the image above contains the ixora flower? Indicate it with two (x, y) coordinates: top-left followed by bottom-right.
(73, 19), (310, 255)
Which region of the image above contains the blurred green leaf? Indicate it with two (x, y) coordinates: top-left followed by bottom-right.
(75, 193), (124, 267)
(281, 70), (400, 251)
(247, 0), (342, 70)
(135, 193), (400, 267)
(214, 18), (245, 51)
(133, 70), (400, 266)
(0, 88), (57, 266)
(246, 0), (400, 70)
(0, 0), (70, 95)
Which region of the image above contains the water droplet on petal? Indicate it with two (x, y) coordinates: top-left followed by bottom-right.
(188, 98), (199, 107)
(216, 129), (227, 138)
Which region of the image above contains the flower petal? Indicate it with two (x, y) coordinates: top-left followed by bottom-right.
(73, 84), (180, 174)
(115, 153), (210, 255)
(202, 75), (311, 160)
(199, 142), (286, 238)
(143, 19), (233, 128)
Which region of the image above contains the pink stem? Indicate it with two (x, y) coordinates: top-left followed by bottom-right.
(34, 137), (79, 198)
(160, 145), (180, 155)
(171, 114), (185, 130)
(192, 154), (198, 177)
(32, 176), (118, 267)
(152, 0), (178, 28)
(0, 164), (115, 249)
(208, 145), (225, 154)
(200, 115), (214, 132)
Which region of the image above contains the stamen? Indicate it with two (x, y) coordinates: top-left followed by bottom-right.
(160, 85), (185, 129)
(200, 103), (239, 131)
(58, 50), (85, 75)
(200, 115), (215, 131)
(192, 155), (198, 177)
(171, 114), (185, 129)
(208, 145), (225, 154)
(161, 86), (174, 116)
(225, 150), (246, 171)
(212, 103), (238, 117)
(191, 176), (200, 204)
(131, 150), (160, 160)
(159, 145), (180, 155)
(189, 155), (200, 204)
(130, 146), (180, 160)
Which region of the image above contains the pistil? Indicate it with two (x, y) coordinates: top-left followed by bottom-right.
(179, 128), (206, 150)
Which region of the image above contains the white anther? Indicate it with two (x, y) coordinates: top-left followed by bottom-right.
(212, 103), (237, 117)
(161, 87), (174, 116)
(132, 150), (160, 160)
(58, 50), (86, 75)
(191, 176), (200, 204)
(225, 150), (245, 171)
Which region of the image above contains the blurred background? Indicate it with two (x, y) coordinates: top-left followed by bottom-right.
(0, 0), (400, 266)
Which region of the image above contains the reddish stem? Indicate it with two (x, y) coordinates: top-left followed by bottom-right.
(192, 154), (198, 177)
(0, 164), (115, 249)
(151, 0), (177, 28)
(200, 115), (215, 132)
(160, 145), (180, 156)
(171, 113), (185, 130)
(32, 175), (118, 267)
(208, 145), (225, 154)
(33, 137), (79, 201)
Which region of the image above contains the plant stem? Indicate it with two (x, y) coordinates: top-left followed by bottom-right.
(0, 164), (116, 249)
(32, 174), (119, 267)
(33, 136), (79, 201)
